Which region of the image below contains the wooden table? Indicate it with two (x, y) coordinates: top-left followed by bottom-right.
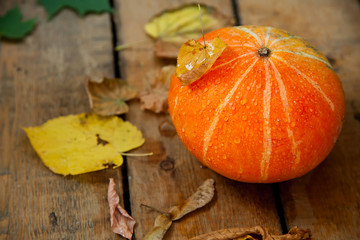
(1, 0), (359, 239)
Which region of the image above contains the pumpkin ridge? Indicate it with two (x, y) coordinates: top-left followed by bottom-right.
(273, 55), (335, 111)
(268, 36), (300, 48)
(269, 59), (301, 166)
(264, 26), (272, 46)
(228, 43), (257, 49)
(208, 52), (254, 73)
(202, 58), (259, 163)
(273, 49), (332, 69)
(260, 60), (272, 181)
(235, 26), (263, 46)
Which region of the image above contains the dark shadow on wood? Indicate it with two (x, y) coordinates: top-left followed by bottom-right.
(231, 0), (242, 26)
(272, 183), (289, 234)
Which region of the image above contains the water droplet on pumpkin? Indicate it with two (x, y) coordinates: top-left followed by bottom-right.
(181, 128), (185, 133)
(224, 116), (229, 121)
(234, 137), (240, 144)
(242, 115), (247, 121)
(240, 99), (248, 105)
(246, 105), (250, 109)
(204, 87), (208, 92)
(223, 155), (227, 159)
(291, 122), (296, 127)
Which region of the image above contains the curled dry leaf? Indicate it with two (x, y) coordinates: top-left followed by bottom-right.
(189, 226), (311, 240)
(143, 214), (173, 240)
(145, 3), (234, 58)
(175, 37), (227, 86)
(24, 113), (144, 175)
(140, 65), (176, 113)
(108, 178), (136, 239)
(86, 78), (137, 116)
(144, 179), (215, 240)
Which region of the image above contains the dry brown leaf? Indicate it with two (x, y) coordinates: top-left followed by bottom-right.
(139, 65), (176, 113)
(86, 78), (137, 116)
(189, 226), (311, 240)
(144, 179), (215, 240)
(175, 37), (227, 86)
(169, 178), (215, 220)
(143, 214), (173, 240)
(108, 178), (136, 239)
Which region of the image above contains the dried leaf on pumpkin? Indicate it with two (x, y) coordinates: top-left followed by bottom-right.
(145, 4), (233, 58)
(189, 226), (311, 240)
(24, 113), (144, 175)
(144, 178), (215, 240)
(108, 178), (136, 239)
(175, 37), (227, 85)
(86, 78), (137, 116)
(140, 65), (176, 113)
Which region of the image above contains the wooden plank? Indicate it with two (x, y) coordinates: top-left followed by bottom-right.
(238, 0), (360, 239)
(114, 1), (282, 239)
(0, 1), (122, 239)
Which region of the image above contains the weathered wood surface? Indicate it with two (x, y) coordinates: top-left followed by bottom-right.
(115, 0), (281, 239)
(239, 0), (360, 239)
(1, 0), (359, 239)
(0, 1), (122, 239)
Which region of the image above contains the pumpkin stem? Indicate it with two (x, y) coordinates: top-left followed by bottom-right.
(258, 47), (271, 57)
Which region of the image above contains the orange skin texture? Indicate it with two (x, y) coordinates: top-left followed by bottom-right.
(168, 26), (345, 183)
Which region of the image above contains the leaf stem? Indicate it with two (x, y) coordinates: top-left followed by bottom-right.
(115, 40), (151, 51)
(121, 152), (153, 157)
(198, 3), (206, 48)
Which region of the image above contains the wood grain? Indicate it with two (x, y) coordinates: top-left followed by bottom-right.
(0, 1), (122, 239)
(114, 1), (281, 239)
(238, 0), (360, 239)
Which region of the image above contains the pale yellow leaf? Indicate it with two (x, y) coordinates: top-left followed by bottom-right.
(144, 3), (233, 58)
(24, 113), (144, 175)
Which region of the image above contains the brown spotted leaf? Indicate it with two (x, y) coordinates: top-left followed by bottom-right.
(86, 78), (137, 116)
(144, 179), (215, 240)
(140, 65), (176, 113)
(189, 226), (311, 240)
(175, 37), (227, 86)
(108, 178), (136, 239)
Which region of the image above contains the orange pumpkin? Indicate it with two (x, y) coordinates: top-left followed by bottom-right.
(168, 26), (345, 183)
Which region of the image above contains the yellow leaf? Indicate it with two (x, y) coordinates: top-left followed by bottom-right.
(24, 113), (144, 175)
(144, 4), (233, 58)
(86, 78), (137, 116)
(175, 37), (227, 85)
